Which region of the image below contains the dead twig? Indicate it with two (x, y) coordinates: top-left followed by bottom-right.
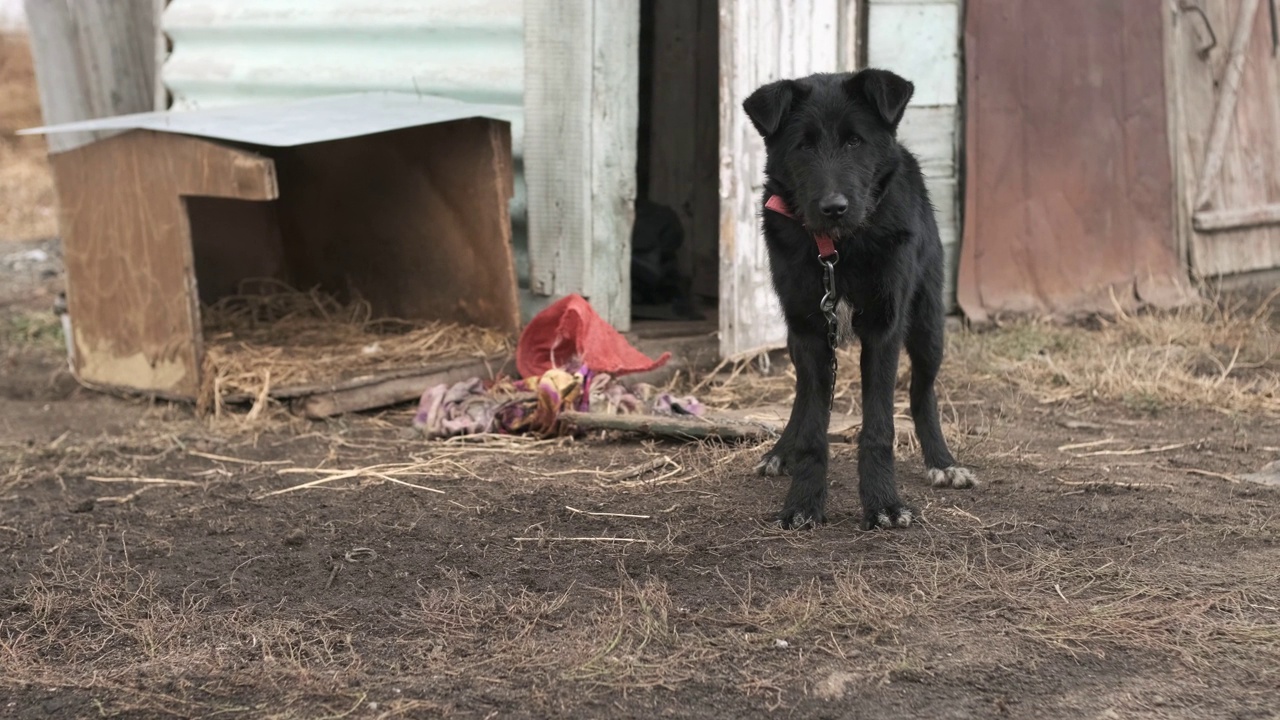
(512, 537), (651, 544)
(86, 476), (201, 487)
(1057, 438), (1118, 452)
(1056, 477), (1175, 491)
(1185, 468), (1241, 484)
(1072, 442), (1192, 458)
(188, 450), (293, 466)
(565, 506), (651, 520)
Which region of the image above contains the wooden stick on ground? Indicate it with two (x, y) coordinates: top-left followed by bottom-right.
(559, 410), (777, 442)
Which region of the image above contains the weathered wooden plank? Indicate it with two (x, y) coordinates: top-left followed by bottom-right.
(301, 356), (514, 419)
(524, 0), (638, 331)
(898, 106), (957, 178)
(560, 410), (777, 442)
(1163, 0), (1193, 275)
(1193, 0), (1262, 211)
(718, 0), (840, 359)
(24, 0), (161, 153)
(588, 2), (639, 330)
(523, 0), (593, 302)
(837, 0), (862, 71)
(1194, 203), (1280, 232)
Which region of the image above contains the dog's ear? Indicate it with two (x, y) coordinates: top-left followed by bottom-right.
(846, 69), (914, 133)
(742, 80), (806, 138)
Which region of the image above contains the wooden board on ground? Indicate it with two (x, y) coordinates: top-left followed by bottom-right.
(301, 355), (515, 420)
(562, 403), (860, 444)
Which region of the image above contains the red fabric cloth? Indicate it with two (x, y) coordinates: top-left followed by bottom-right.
(516, 294), (670, 378)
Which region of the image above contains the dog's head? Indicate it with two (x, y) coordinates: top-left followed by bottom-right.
(743, 69), (914, 236)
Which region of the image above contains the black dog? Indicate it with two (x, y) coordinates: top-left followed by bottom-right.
(743, 69), (976, 530)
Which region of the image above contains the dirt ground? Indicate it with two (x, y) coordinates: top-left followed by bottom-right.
(3, 31), (1280, 720)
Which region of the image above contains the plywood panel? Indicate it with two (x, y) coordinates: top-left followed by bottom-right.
(50, 130), (277, 397)
(271, 119), (520, 334)
(718, 0), (840, 358)
(958, 0), (1189, 321)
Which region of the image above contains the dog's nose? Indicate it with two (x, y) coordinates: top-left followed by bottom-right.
(820, 194), (849, 218)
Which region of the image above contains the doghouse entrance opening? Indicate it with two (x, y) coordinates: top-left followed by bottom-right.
(633, 0), (720, 326)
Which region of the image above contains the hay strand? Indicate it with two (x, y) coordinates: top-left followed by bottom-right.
(198, 282), (510, 412)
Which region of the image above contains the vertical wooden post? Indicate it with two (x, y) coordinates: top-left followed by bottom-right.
(837, 0), (863, 71)
(23, 0), (160, 153)
(524, 0), (639, 331)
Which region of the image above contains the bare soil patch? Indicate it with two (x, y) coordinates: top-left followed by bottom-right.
(3, 296), (1278, 718)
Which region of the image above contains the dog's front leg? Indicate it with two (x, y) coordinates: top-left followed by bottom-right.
(774, 328), (833, 529)
(858, 333), (915, 530)
(755, 331), (808, 477)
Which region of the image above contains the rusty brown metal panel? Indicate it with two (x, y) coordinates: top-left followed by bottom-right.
(958, 0), (1190, 322)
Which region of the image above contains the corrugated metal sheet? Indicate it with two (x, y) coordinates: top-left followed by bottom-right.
(867, 0), (961, 309)
(160, 0), (530, 284)
(21, 92), (516, 146)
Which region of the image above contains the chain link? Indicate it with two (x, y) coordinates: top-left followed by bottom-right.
(819, 254), (840, 410)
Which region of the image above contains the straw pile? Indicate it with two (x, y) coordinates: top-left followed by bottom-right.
(198, 282), (512, 413)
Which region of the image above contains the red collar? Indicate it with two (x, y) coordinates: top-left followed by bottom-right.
(765, 195), (838, 261)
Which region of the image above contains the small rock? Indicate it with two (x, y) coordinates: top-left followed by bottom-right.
(773, 638), (790, 649)
(282, 528), (306, 547)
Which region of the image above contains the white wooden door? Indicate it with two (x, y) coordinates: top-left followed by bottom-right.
(718, 0), (839, 359)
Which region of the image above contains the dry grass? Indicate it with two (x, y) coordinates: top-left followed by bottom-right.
(199, 283), (512, 412)
(0, 33), (57, 243)
(684, 293), (1280, 417)
(4, 515), (1275, 715)
(949, 293), (1279, 415)
(2, 556), (365, 717)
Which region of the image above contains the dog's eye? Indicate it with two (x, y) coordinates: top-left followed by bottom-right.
(844, 136), (863, 149)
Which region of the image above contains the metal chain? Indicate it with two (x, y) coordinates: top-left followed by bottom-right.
(818, 255), (840, 410)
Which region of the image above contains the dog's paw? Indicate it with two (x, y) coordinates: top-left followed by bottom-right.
(927, 466), (978, 489)
(755, 452), (789, 477)
(775, 501), (826, 530)
(860, 503), (918, 531)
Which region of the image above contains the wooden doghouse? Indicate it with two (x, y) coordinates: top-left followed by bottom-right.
(23, 93), (520, 410)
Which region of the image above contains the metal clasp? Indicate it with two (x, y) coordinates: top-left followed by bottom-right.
(818, 254), (840, 410)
